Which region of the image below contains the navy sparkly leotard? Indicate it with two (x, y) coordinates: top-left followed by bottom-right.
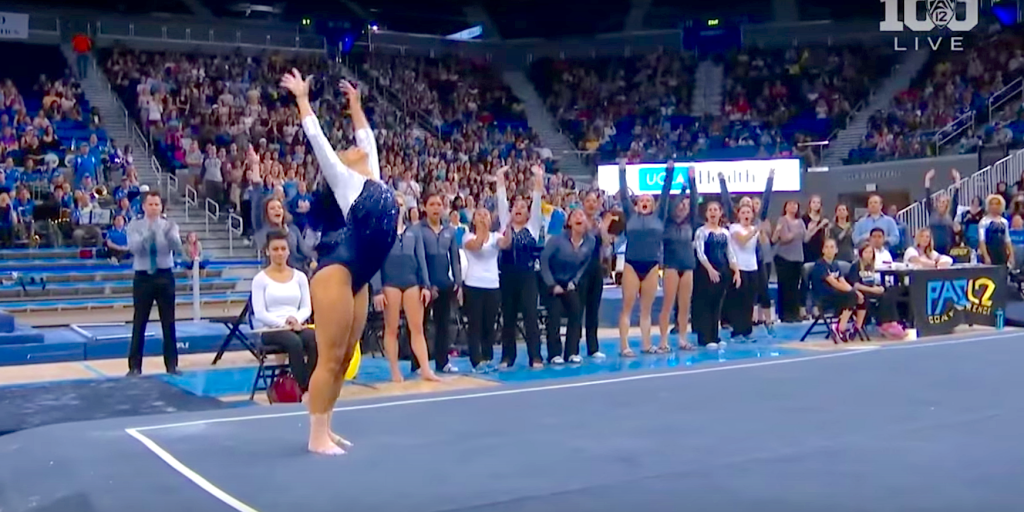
(301, 115), (398, 292)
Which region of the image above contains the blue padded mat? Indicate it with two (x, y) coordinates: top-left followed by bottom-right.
(0, 377), (234, 436)
(0, 331), (1021, 512)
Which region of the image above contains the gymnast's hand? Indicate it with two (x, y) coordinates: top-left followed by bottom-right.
(280, 69), (311, 100)
(339, 80), (361, 109)
(420, 287), (432, 306)
(373, 293), (386, 312)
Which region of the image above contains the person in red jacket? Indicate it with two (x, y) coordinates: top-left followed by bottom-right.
(71, 33), (92, 78)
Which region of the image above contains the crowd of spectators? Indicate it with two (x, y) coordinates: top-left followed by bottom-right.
(849, 28), (1024, 164)
(102, 48), (571, 253)
(0, 69), (131, 252)
(532, 45), (891, 166)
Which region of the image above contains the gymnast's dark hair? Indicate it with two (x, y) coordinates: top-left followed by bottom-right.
(263, 229), (290, 252)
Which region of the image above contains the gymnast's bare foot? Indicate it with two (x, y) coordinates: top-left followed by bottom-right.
(309, 436), (346, 455)
(309, 413), (346, 455)
(330, 432), (354, 448)
(420, 370), (442, 382)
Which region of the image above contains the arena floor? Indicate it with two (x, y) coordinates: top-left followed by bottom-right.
(1, 330), (1022, 512)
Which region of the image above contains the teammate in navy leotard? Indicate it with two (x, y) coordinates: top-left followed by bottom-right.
(370, 193), (440, 384)
(280, 70), (398, 456)
(616, 159), (673, 357)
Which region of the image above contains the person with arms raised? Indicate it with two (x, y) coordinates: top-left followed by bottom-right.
(496, 164), (545, 369)
(658, 164), (699, 351)
(616, 159), (674, 356)
(280, 71), (397, 455)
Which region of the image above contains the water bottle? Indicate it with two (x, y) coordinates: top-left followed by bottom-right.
(995, 308), (1005, 330)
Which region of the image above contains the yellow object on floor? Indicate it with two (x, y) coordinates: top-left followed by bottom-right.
(347, 342), (361, 380)
(308, 325), (360, 380)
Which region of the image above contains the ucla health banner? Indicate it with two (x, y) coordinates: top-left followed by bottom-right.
(596, 158), (801, 196)
(0, 12), (29, 39)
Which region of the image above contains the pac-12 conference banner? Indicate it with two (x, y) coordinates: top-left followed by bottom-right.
(0, 12), (29, 39)
(596, 158), (802, 196)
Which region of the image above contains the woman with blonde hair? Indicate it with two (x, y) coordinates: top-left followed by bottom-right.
(979, 194), (1013, 268)
(616, 159), (674, 356)
(904, 228), (954, 268)
(924, 168), (961, 255)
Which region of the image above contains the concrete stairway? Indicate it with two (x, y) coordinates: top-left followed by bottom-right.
(690, 60), (724, 117)
(502, 70), (591, 180)
(822, 48), (933, 168)
(64, 46), (253, 259)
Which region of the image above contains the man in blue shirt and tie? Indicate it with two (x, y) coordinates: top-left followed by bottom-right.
(126, 191), (184, 376)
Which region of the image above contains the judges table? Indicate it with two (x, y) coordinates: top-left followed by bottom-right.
(879, 264), (1007, 337)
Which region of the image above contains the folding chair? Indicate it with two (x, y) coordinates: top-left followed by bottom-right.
(249, 327), (291, 401)
(799, 261), (869, 343)
(211, 299), (257, 365)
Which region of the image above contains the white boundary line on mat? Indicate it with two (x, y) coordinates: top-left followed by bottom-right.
(124, 331), (1021, 512)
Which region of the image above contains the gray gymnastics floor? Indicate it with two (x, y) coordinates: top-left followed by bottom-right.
(2, 332), (1024, 512)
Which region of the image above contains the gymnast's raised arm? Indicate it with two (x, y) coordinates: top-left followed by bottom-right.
(280, 69), (364, 214)
(341, 81), (380, 181)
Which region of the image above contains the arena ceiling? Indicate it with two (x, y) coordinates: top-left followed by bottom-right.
(23, 0), (883, 39)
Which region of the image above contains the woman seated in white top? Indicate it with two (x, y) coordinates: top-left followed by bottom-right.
(462, 206), (507, 373)
(904, 228), (954, 269)
(252, 230), (317, 393)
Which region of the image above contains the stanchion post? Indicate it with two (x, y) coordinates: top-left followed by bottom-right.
(192, 257), (201, 323)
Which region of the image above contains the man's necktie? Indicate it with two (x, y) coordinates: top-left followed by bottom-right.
(149, 224), (159, 274)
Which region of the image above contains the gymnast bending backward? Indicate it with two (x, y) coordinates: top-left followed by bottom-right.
(280, 70), (399, 455)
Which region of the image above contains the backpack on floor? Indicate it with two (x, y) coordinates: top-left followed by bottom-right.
(267, 372), (302, 404)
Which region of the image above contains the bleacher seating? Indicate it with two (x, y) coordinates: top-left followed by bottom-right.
(849, 29), (1024, 164)
(0, 247), (253, 319)
(531, 45), (895, 165)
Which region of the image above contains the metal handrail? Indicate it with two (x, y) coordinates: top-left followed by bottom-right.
(204, 198), (220, 234)
(896, 149), (1024, 233)
(165, 172), (179, 198)
(988, 77), (1024, 122)
(227, 213), (244, 256)
(934, 111), (975, 150)
(184, 185), (197, 222)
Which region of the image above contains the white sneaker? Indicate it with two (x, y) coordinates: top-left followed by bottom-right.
(550, 356), (565, 365)
(441, 363), (458, 373)
(568, 355), (582, 364)
(590, 351), (607, 360)
(706, 343), (719, 350)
